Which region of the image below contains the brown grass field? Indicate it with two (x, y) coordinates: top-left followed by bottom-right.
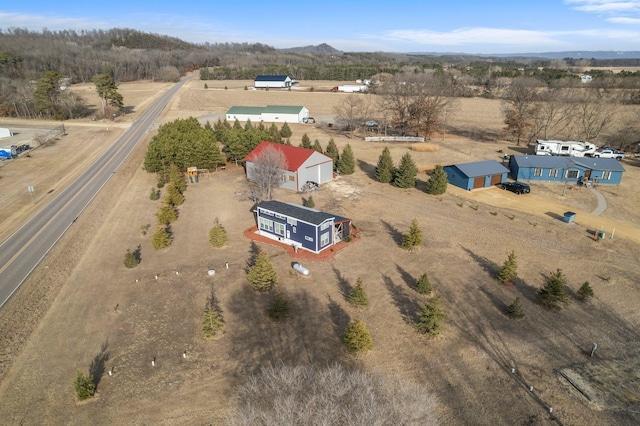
(0, 75), (639, 425)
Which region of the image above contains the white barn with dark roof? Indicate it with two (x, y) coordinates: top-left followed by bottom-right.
(254, 75), (294, 89)
(443, 160), (509, 190)
(254, 200), (351, 254)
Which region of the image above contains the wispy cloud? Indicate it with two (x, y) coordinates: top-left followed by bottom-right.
(565, 0), (640, 15)
(378, 28), (563, 47)
(0, 12), (108, 29)
(608, 16), (640, 22)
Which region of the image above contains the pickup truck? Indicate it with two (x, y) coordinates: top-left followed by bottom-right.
(591, 149), (625, 160)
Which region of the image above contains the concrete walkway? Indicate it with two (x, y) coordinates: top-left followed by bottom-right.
(588, 187), (608, 216)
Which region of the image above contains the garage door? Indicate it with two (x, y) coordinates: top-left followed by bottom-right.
(473, 177), (485, 189)
(490, 174), (502, 186)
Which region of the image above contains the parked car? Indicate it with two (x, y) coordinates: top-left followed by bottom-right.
(591, 149), (625, 160)
(500, 182), (530, 194)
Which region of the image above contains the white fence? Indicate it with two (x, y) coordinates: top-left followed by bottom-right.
(365, 136), (425, 142)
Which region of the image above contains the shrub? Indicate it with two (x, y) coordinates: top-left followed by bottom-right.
(247, 249), (278, 291)
(343, 319), (373, 353)
(303, 195), (315, 208)
(164, 183), (184, 206)
(577, 281), (594, 301)
(149, 187), (160, 200)
(416, 295), (445, 337)
(123, 249), (139, 269)
(402, 218), (422, 250)
(505, 296), (525, 319)
(209, 218), (227, 248)
(415, 273), (432, 294)
(348, 278), (368, 308)
(537, 269), (569, 309)
(267, 290), (290, 321)
(74, 371), (95, 401)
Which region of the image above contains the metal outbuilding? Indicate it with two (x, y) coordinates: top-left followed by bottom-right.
(444, 160), (509, 190)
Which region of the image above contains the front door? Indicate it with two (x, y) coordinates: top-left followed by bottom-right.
(584, 170), (592, 180)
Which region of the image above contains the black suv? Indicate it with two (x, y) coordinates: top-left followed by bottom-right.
(500, 181), (530, 194)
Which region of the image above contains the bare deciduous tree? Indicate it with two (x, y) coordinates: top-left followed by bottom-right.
(573, 90), (615, 141)
(502, 78), (539, 145)
(248, 145), (288, 201)
(530, 90), (576, 142)
(333, 94), (369, 138)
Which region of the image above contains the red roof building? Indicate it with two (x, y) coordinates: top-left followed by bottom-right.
(244, 141), (333, 192)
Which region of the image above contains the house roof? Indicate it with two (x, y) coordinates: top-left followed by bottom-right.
(226, 105), (306, 116)
(447, 160), (509, 178)
(511, 155), (625, 172)
(257, 200), (350, 226)
(244, 141), (330, 171)
(255, 75), (291, 82)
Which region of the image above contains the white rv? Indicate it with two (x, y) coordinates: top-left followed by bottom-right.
(535, 140), (597, 157)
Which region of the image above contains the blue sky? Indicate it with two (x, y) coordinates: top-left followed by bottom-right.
(2, 1), (640, 54)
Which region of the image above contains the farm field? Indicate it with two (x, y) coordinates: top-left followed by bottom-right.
(0, 76), (639, 425)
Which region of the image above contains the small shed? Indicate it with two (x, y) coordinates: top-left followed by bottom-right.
(509, 155), (625, 185)
(444, 160), (509, 190)
(244, 141), (333, 192)
(254, 75), (294, 89)
(226, 105), (309, 124)
(255, 200), (351, 254)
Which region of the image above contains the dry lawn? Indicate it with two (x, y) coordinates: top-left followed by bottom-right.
(0, 77), (639, 425)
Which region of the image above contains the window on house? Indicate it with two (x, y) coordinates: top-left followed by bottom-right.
(566, 170), (578, 179)
(274, 222), (285, 236)
(549, 169), (558, 178)
(288, 175), (295, 181)
(258, 217), (274, 232)
(320, 232), (330, 247)
(534, 168), (543, 177)
(320, 222), (331, 231)
(602, 171), (611, 180)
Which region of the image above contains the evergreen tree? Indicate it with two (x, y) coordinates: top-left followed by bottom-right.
(279, 122), (292, 138)
(343, 319), (373, 353)
(164, 183), (185, 206)
(505, 296), (525, 319)
(209, 218), (227, 248)
(303, 195), (315, 208)
(233, 118), (243, 129)
(577, 281), (594, 301)
(267, 123), (282, 144)
(348, 278), (368, 308)
(312, 139), (324, 153)
(202, 302), (225, 339)
(267, 290), (291, 321)
(497, 251), (518, 284)
(167, 164), (187, 193)
(537, 269), (569, 309)
(151, 226), (172, 250)
(415, 295), (446, 337)
(375, 146), (395, 183)
(34, 70), (63, 117)
(300, 133), (312, 149)
(74, 371), (96, 401)
(93, 69), (123, 119)
(156, 204), (177, 225)
(244, 119), (253, 130)
(424, 164), (448, 195)
(415, 273), (432, 294)
(325, 138), (340, 172)
(247, 249), (278, 292)
(393, 152), (418, 188)
(402, 219), (423, 250)
(338, 143), (355, 175)
(123, 249), (139, 268)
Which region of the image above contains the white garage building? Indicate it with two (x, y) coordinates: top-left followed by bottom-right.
(254, 75), (294, 89)
(226, 105), (309, 124)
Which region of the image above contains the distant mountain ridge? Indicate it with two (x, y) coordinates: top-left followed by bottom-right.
(278, 43), (342, 55)
(409, 50), (640, 60)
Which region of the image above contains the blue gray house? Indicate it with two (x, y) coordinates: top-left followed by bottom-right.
(255, 201), (351, 254)
(509, 155), (625, 185)
(443, 160), (509, 190)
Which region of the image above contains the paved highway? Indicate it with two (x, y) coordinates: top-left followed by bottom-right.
(0, 76), (191, 308)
